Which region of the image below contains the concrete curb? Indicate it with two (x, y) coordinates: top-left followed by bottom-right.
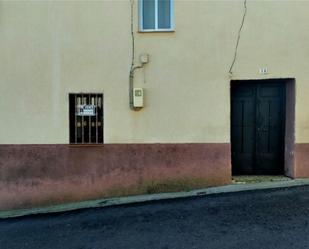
(2, 178), (309, 219)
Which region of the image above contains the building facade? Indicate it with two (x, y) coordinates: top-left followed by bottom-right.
(0, 0), (309, 210)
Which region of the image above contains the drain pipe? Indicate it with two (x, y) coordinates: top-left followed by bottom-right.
(129, 0), (149, 111)
(129, 0), (147, 111)
(129, 0), (138, 110)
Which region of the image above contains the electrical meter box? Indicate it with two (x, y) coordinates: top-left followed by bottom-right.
(133, 88), (144, 107)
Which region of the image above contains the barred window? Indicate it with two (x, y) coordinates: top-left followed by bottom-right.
(69, 93), (103, 144)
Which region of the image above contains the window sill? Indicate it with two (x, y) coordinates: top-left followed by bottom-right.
(68, 144), (104, 147)
(138, 29), (175, 33)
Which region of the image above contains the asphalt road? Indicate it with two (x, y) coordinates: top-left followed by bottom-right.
(1, 186), (309, 249)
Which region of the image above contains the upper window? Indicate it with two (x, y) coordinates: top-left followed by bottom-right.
(139, 0), (174, 32)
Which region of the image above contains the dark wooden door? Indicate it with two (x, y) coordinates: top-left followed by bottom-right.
(231, 81), (285, 175)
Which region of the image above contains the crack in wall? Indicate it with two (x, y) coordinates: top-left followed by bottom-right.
(229, 0), (248, 75)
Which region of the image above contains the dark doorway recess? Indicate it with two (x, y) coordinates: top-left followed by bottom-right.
(231, 79), (288, 175)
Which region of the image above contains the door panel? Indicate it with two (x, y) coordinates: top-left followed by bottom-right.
(231, 84), (256, 174)
(255, 84), (284, 174)
(231, 81), (285, 175)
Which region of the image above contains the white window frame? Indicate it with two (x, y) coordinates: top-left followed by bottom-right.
(139, 0), (174, 32)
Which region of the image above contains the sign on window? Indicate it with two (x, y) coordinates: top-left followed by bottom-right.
(76, 105), (96, 116)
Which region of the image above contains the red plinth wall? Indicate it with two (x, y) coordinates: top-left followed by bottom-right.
(293, 144), (309, 178)
(0, 144), (231, 211)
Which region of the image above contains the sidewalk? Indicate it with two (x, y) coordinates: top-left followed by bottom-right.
(2, 177), (309, 219)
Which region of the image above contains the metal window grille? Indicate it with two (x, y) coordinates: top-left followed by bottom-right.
(69, 93), (103, 144)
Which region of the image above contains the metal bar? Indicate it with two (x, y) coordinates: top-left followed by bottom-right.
(81, 94), (84, 144)
(89, 94), (91, 144)
(74, 95), (77, 144)
(92, 96), (95, 143)
(102, 94), (104, 143)
(96, 94), (98, 144)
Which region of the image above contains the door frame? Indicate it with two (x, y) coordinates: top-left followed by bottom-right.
(230, 78), (296, 177)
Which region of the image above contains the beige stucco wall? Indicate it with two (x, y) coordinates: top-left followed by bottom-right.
(0, 0), (308, 144)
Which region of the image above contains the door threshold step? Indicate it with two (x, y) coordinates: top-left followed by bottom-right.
(232, 175), (291, 184)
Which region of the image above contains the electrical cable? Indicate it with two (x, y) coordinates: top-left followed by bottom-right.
(229, 0), (247, 75)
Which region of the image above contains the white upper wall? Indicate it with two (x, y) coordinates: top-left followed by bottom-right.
(0, 0), (308, 144)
